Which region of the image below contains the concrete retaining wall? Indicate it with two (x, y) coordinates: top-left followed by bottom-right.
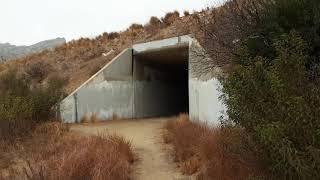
(189, 78), (226, 126)
(188, 39), (226, 125)
(60, 49), (133, 123)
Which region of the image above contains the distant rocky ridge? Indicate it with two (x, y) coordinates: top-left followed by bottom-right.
(0, 38), (66, 62)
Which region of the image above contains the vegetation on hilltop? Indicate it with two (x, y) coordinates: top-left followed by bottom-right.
(0, 10), (199, 93)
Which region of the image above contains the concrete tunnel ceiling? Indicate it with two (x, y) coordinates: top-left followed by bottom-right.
(133, 44), (189, 66)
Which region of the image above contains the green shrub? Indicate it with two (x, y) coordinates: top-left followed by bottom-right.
(0, 70), (65, 139)
(145, 16), (162, 34)
(149, 16), (161, 26)
(221, 0), (320, 179)
(129, 23), (143, 30)
(26, 62), (52, 82)
(161, 11), (180, 26)
(183, 11), (190, 16)
(107, 32), (120, 40)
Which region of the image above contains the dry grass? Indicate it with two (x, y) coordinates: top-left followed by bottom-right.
(80, 114), (89, 123)
(32, 121), (69, 138)
(90, 112), (98, 123)
(79, 113), (123, 124)
(112, 113), (120, 121)
(0, 119), (37, 143)
(1, 122), (134, 180)
(80, 113), (101, 124)
(163, 113), (264, 180)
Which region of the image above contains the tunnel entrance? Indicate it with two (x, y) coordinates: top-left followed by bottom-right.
(133, 45), (189, 118)
(61, 35), (224, 124)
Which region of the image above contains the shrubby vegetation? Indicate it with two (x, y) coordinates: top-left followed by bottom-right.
(0, 70), (135, 180)
(161, 11), (180, 26)
(2, 0), (319, 178)
(0, 70), (65, 140)
(163, 114), (262, 180)
(220, 0), (320, 178)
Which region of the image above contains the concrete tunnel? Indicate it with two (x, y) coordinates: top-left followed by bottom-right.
(133, 44), (189, 117)
(60, 35), (226, 125)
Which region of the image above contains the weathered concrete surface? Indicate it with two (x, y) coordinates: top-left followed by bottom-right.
(60, 49), (133, 123)
(133, 35), (191, 53)
(60, 35), (226, 125)
(188, 38), (226, 125)
(189, 78), (226, 126)
(70, 118), (194, 180)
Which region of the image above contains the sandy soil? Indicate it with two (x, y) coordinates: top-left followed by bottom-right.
(71, 118), (193, 180)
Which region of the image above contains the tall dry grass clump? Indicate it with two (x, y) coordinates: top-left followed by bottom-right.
(164, 114), (264, 180)
(9, 123), (134, 180)
(80, 114), (89, 124)
(90, 112), (98, 123)
(80, 113), (101, 124)
(1, 119), (134, 180)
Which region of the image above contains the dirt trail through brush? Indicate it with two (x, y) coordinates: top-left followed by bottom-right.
(71, 118), (193, 180)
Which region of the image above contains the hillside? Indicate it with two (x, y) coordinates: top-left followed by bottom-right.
(2, 1), (319, 179)
(0, 11), (205, 93)
(0, 38), (66, 62)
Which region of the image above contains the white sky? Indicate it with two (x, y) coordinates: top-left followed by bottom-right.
(0, 0), (223, 46)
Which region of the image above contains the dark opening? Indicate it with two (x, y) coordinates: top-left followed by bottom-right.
(133, 45), (189, 118)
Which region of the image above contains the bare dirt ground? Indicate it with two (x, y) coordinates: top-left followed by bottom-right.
(71, 117), (193, 180)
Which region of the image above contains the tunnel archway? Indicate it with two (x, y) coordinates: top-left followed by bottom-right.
(132, 44), (189, 118)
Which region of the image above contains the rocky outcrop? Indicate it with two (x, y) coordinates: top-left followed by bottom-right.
(0, 38), (66, 62)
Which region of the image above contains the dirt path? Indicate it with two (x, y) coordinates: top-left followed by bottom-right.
(71, 118), (193, 180)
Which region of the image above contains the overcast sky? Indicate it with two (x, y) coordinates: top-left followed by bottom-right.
(0, 0), (224, 46)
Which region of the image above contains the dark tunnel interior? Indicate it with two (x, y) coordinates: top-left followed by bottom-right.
(133, 45), (189, 118)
